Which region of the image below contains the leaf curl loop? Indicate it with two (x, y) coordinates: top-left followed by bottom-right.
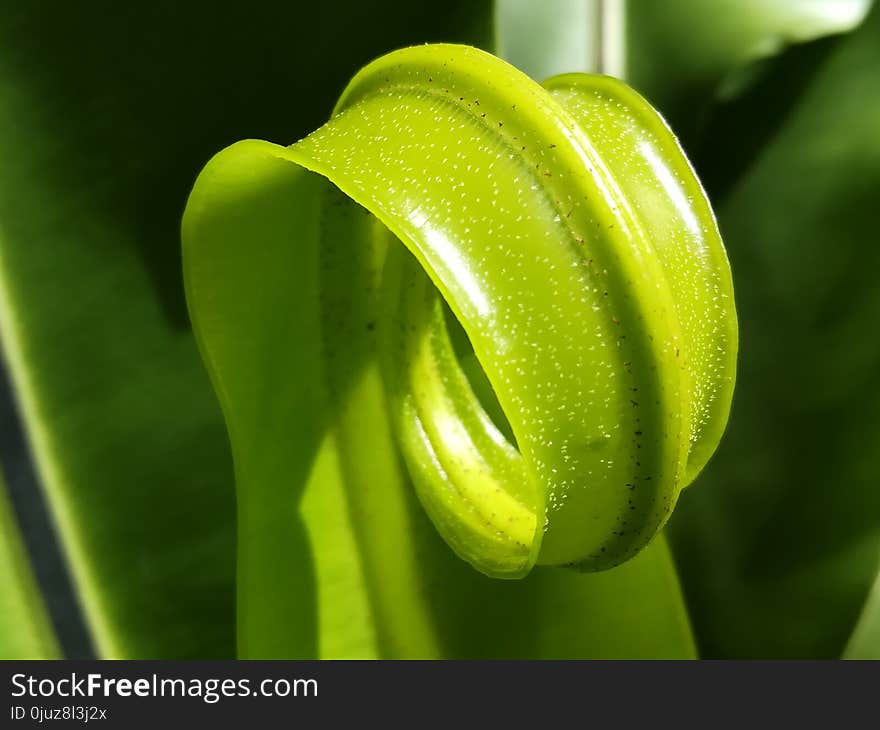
(183, 44), (737, 586)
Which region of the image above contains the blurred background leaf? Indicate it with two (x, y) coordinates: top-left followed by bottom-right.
(496, 0), (623, 79)
(651, 2), (880, 658)
(627, 0), (872, 142)
(845, 569), (880, 658)
(0, 473), (58, 659)
(0, 0), (492, 658)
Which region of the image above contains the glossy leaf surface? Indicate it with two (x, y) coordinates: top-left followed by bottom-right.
(184, 44), (733, 655)
(184, 144), (697, 658)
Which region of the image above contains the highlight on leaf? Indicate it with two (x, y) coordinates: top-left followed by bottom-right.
(182, 44), (737, 588)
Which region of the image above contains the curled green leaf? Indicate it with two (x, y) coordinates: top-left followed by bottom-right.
(183, 44), (736, 605)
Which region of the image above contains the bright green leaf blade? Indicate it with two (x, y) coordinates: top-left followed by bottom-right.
(0, 473), (59, 659)
(318, 194), (697, 658)
(184, 151), (696, 656)
(668, 3), (880, 658)
(293, 44), (735, 572)
(0, 1), (491, 658)
(543, 73), (737, 486)
(182, 146), (390, 658)
(183, 44), (725, 657)
(299, 434), (379, 659)
(395, 517), (697, 658)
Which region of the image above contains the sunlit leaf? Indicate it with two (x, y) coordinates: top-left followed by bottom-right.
(183, 43), (730, 657)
